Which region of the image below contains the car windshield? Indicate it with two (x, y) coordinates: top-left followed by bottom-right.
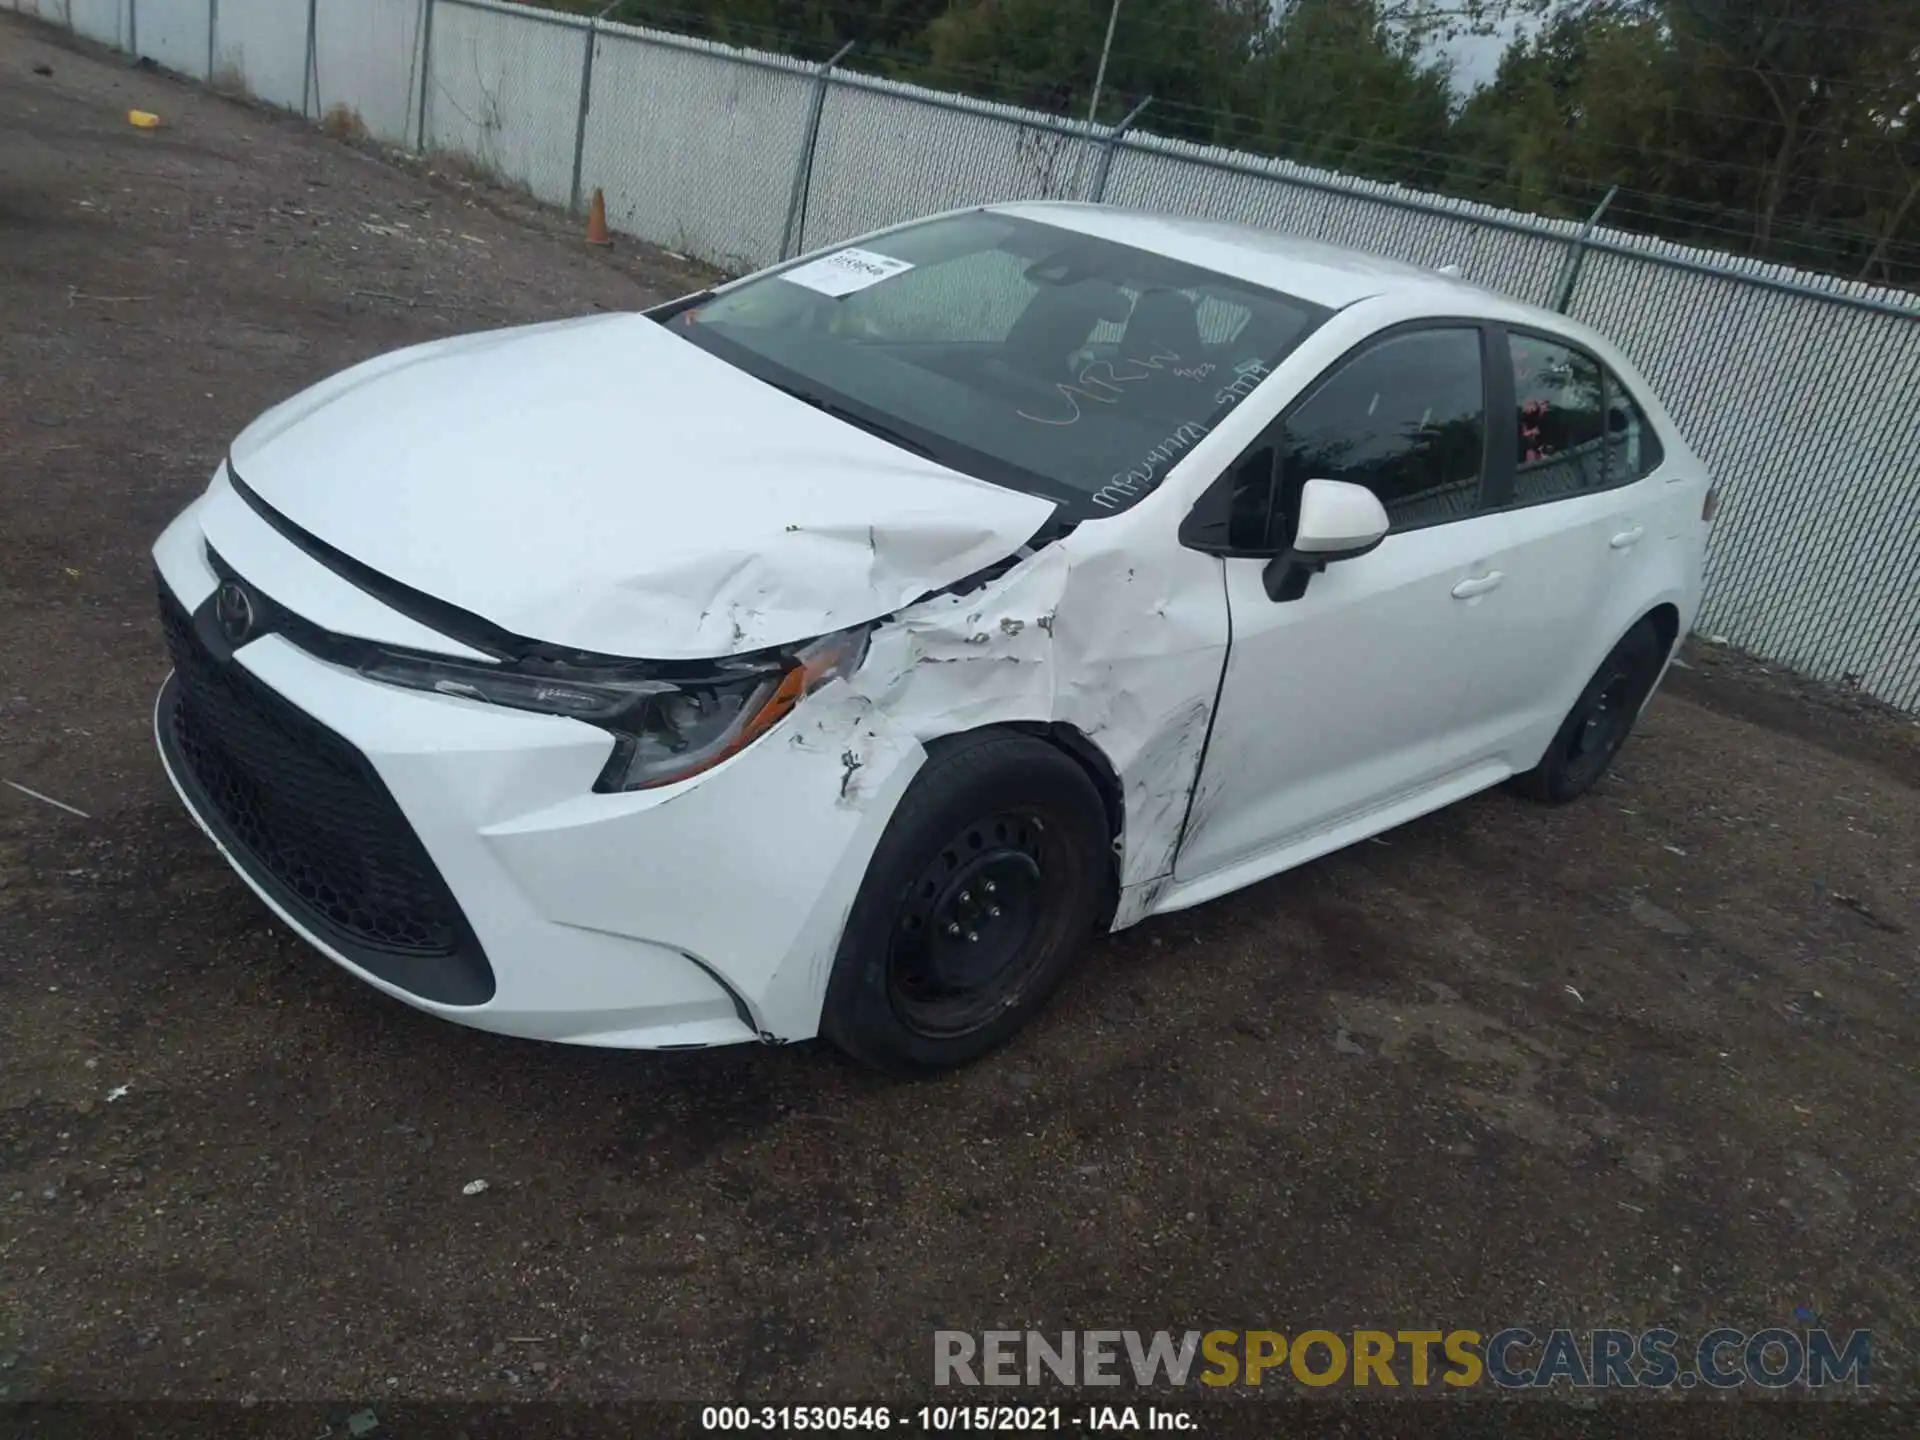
(669, 211), (1333, 520)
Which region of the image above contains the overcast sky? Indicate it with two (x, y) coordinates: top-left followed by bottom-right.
(1432, 20), (1525, 93)
(1421, 0), (1555, 96)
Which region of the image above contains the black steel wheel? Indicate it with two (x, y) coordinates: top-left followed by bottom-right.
(1563, 660), (1643, 789)
(822, 732), (1110, 1076)
(887, 810), (1053, 1038)
(1512, 619), (1668, 805)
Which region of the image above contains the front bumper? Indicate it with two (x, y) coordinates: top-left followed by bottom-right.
(151, 479), (923, 1049)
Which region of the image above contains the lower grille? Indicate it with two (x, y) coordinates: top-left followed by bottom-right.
(157, 576), (493, 1004)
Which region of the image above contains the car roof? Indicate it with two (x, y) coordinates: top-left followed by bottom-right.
(987, 199), (1574, 328)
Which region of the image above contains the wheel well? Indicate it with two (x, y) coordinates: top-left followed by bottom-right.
(1644, 602), (1680, 653)
(927, 721), (1126, 920)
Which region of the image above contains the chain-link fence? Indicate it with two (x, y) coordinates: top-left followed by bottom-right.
(423, 0), (581, 207)
(66, 0), (124, 50)
(209, 0), (306, 109)
(8, 0), (1918, 710)
(313, 0), (422, 143)
(585, 17), (817, 271)
(129, 0), (204, 75)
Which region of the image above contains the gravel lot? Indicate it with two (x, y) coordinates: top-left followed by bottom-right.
(2, 14), (1917, 1416)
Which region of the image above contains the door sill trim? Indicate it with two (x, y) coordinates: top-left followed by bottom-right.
(1154, 759), (1511, 917)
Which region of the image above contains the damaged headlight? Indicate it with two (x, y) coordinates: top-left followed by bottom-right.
(359, 626), (870, 792)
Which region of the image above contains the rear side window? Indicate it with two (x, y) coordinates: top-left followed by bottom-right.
(1605, 371), (1666, 481)
(1279, 327), (1487, 533)
(1509, 334), (1607, 503)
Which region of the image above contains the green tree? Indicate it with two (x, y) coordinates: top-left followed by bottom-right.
(1454, 0), (1920, 278)
(1448, 9), (1679, 219)
(924, 0), (1268, 124)
(546, 0), (956, 72)
(1232, 0), (1456, 185)
(532, 0), (1920, 283)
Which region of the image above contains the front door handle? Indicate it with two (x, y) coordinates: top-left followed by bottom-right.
(1610, 525), (1646, 549)
(1451, 571), (1504, 599)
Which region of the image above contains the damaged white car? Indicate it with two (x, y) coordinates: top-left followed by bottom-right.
(152, 202), (1713, 1075)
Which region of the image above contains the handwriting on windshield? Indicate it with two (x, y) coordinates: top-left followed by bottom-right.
(1088, 361), (1274, 510)
(1016, 349), (1184, 426)
(1211, 361), (1268, 408)
(1092, 421), (1211, 509)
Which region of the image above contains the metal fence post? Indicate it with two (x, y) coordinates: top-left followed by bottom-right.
(414, 0), (435, 149)
(567, 1), (620, 216)
(1090, 96), (1151, 204)
(127, 0), (136, 56)
(301, 0), (318, 119)
(778, 40), (854, 262)
(1550, 185), (1619, 314)
(207, 0), (217, 82)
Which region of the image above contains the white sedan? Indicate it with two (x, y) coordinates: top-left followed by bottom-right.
(151, 201), (1714, 1075)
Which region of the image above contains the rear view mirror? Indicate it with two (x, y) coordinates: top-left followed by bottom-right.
(1262, 478), (1389, 601)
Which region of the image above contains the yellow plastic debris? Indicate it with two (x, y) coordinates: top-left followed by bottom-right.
(127, 110), (161, 129)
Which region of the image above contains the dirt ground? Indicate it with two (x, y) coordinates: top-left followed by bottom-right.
(2, 14), (1917, 1415)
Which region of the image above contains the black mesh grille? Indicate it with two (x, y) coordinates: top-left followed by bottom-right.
(158, 580), (464, 958)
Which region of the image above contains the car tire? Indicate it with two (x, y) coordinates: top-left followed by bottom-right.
(820, 730), (1110, 1078)
(1510, 619), (1668, 805)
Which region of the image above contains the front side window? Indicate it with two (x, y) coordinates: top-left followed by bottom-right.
(1510, 334), (1607, 504)
(1278, 327), (1487, 534)
(672, 211), (1332, 520)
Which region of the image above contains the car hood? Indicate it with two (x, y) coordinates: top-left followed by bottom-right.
(228, 313), (1057, 660)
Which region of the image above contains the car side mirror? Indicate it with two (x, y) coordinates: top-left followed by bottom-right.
(1261, 478), (1389, 602)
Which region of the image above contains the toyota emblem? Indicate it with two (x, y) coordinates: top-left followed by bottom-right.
(214, 581), (257, 646)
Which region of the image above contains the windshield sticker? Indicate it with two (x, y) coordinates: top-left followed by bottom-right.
(1092, 421), (1212, 510)
(779, 247), (916, 298)
(1015, 349), (1186, 427)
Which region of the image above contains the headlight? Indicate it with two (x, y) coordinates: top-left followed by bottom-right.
(359, 626), (870, 792)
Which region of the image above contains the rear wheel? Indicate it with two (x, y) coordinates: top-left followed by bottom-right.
(821, 731), (1109, 1077)
(1511, 619), (1667, 805)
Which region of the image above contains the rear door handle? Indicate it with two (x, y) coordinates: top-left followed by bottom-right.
(1610, 526), (1646, 549)
(1451, 571), (1504, 599)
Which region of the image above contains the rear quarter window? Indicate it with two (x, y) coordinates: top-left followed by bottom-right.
(1604, 371), (1666, 481)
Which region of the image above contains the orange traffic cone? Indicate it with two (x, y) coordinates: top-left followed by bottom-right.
(585, 187), (612, 247)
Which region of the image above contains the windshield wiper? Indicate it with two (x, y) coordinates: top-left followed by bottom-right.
(821, 402), (939, 461)
(763, 380), (938, 461)
(645, 290), (713, 324)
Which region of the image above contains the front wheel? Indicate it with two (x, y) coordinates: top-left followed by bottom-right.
(820, 731), (1110, 1077)
(1510, 619), (1668, 805)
